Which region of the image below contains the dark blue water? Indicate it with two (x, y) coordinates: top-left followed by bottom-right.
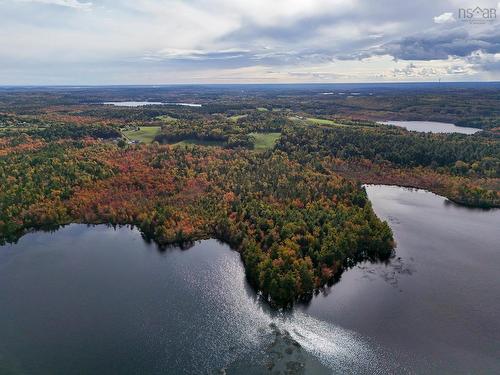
(0, 185), (499, 374)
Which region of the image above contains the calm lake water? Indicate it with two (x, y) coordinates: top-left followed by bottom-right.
(103, 101), (202, 107)
(381, 120), (480, 134)
(0, 185), (498, 374)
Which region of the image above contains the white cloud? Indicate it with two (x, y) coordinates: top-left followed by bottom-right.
(0, 0), (498, 83)
(17, 0), (92, 10)
(433, 12), (455, 24)
(203, 0), (357, 27)
(391, 59), (474, 78)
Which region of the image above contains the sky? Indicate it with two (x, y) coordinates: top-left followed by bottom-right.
(1, 0), (499, 84)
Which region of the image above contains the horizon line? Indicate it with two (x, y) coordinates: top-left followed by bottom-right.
(1, 81), (500, 88)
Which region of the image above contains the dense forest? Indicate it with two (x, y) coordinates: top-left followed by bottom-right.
(0, 135), (393, 306)
(278, 125), (499, 173)
(0, 85), (499, 305)
(275, 125), (499, 207)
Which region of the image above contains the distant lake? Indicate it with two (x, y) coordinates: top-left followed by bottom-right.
(0, 185), (499, 374)
(103, 101), (202, 107)
(381, 120), (480, 134)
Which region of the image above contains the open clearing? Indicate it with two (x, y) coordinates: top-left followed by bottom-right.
(305, 117), (339, 125)
(289, 116), (345, 127)
(156, 115), (177, 122)
(173, 139), (224, 147)
(229, 114), (247, 122)
(250, 132), (281, 151)
(122, 126), (161, 143)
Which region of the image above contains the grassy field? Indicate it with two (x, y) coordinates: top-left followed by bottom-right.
(229, 114), (247, 122)
(250, 132), (281, 151)
(122, 126), (161, 143)
(256, 107), (269, 112)
(306, 117), (339, 125)
(289, 116), (344, 127)
(173, 139), (224, 147)
(156, 115), (176, 122)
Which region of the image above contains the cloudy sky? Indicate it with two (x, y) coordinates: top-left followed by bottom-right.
(1, 0), (499, 84)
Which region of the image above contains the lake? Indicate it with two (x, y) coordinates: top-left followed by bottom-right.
(0, 186), (498, 374)
(103, 101), (202, 107)
(381, 120), (480, 134)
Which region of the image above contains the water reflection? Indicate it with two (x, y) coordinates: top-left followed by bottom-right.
(299, 185), (500, 373)
(0, 224), (384, 374)
(1, 185), (498, 374)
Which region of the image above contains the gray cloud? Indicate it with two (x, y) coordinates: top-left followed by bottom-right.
(467, 51), (500, 72)
(1, 0), (499, 83)
(336, 24), (500, 61)
(380, 27), (500, 60)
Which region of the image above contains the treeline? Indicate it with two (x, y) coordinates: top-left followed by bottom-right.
(277, 125), (500, 177)
(31, 124), (121, 140)
(276, 124), (499, 207)
(0, 120), (121, 141)
(0, 141), (115, 243)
